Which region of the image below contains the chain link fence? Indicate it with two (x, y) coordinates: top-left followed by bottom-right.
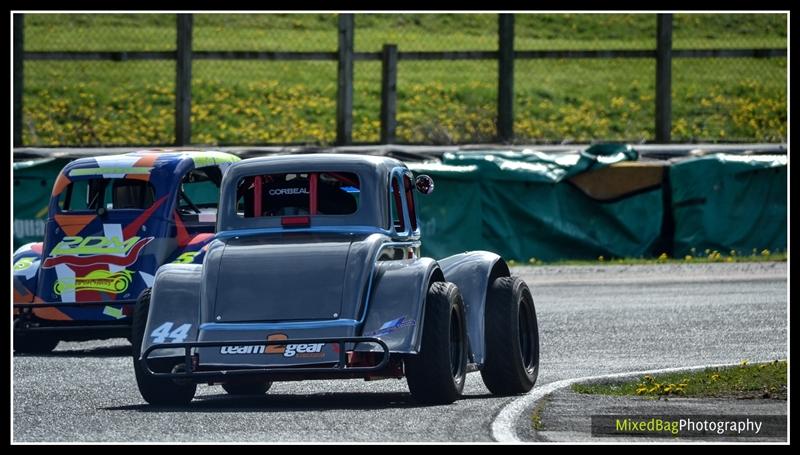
(354, 14), (498, 144)
(192, 14), (338, 145)
(514, 14), (656, 143)
(671, 13), (787, 142)
(16, 13), (787, 147)
(22, 14), (176, 146)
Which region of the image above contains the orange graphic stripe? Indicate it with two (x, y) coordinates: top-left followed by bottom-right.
(134, 153), (160, 167)
(32, 307), (73, 321)
(123, 195), (168, 239)
(52, 173), (71, 196)
(53, 214), (97, 237)
(14, 287), (34, 303)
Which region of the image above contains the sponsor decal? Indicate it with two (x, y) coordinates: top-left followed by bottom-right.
(220, 345), (268, 355)
(14, 257), (35, 272)
(365, 316), (416, 337)
(268, 187), (309, 196)
(219, 333), (326, 358)
(173, 251), (200, 264)
(14, 218), (46, 239)
(43, 235), (153, 268)
(53, 269), (133, 295)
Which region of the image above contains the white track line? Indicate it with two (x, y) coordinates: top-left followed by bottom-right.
(491, 361), (754, 443)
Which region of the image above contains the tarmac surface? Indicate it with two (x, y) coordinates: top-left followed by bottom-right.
(13, 262), (787, 442)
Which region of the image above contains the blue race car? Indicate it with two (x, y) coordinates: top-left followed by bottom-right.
(13, 150), (240, 353)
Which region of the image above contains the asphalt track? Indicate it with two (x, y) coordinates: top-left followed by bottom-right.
(12, 262), (787, 442)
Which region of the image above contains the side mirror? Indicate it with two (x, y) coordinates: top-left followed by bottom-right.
(415, 175), (435, 194)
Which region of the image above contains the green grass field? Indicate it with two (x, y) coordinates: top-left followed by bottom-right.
(21, 13), (787, 146)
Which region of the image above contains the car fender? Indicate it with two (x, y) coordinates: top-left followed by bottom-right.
(360, 257), (443, 354)
(13, 242), (44, 306)
(139, 263), (203, 361)
(438, 251), (510, 366)
(167, 232), (217, 265)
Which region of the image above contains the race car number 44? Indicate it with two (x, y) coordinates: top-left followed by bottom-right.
(150, 322), (192, 343)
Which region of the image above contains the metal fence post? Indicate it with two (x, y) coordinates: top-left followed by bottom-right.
(497, 14), (514, 144)
(14, 14), (24, 147)
(336, 14), (354, 146)
(655, 13), (673, 143)
(380, 44), (398, 144)
(176, 14), (193, 146)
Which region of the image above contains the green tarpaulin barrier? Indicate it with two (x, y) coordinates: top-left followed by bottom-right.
(669, 153), (787, 257)
(13, 148), (787, 261)
(409, 144), (666, 261)
(13, 158), (71, 250)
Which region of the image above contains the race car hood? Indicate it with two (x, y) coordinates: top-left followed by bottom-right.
(209, 233), (366, 322)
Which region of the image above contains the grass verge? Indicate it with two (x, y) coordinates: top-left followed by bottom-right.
(510, 250), (787, 266)
(572, 360), (787, 399)
(531, 395), (549, 431)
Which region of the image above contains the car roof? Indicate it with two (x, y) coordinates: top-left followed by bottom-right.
(61, 149), (237, 172)
(227, 153), (407, 176)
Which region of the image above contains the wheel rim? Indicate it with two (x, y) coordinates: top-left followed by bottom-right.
(518, 294), (537, 375)
(449, 307), (465, 382)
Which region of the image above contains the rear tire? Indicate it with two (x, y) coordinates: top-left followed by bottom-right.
(480, 276), (539, 395)
(405, 281), (468, 405)
(13, 332), (59, 354)
(222, 381), (272, 396)
(132, 288), (196, 406)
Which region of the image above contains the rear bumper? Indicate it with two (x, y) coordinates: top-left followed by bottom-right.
(14, 301), (134, 340)
(141, 336), (392, 382)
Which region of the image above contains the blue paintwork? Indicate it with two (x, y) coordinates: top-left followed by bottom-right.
(200, 320), (360, 331)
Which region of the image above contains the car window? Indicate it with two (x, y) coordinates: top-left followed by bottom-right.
(58, 178), (155, 211)
(236, 172), (360, 218)
(179, 166), (221, 204)
(176, 167), (223, 223)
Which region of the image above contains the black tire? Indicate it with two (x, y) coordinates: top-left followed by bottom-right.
(13, 332), (59, 354)
(405, 281), (468, 405)
(480, 276), (539, 395)
(131, 288), (196, 406)
(222, 381), (272, 396)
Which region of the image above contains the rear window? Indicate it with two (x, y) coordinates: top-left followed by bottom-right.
(180, 166), (223, 209)
(59, 178), (156, 212)
(236, 172), (360, 218)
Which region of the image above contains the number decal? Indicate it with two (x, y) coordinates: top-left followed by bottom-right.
(168, 323), (191, 343)
(150, 322), (192, 343)
(173, 251), (200, 264)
